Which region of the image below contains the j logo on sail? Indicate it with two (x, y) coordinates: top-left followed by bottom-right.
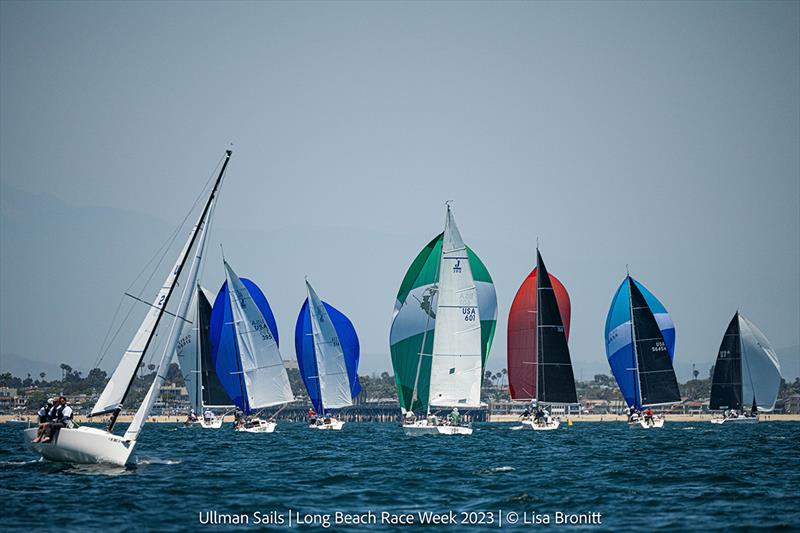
(453, 259), (462, 273)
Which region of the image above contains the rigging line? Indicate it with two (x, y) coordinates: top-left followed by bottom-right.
(90, 154), (224, 371)
(127, 157), (222, 298)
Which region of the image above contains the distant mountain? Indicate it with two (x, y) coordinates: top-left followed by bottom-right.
(0, 353), (68, 380)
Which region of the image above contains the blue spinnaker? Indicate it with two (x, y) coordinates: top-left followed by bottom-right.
(294, 299), (361, 413)
(209, 278), (280, 413)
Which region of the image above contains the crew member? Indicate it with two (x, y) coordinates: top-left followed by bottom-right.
(38, 396), (73, 443)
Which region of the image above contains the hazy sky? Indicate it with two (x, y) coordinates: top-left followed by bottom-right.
(1, 1), (798, 381)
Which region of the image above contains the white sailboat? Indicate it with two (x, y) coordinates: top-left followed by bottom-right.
(176, 285), (232, 429)
(221, 261), (295, 433)
(24, 150), (232, 466)
(403, 204), (482, 436)
(303, 280), (355, 430)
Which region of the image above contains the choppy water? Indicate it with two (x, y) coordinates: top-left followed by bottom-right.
(1, 422), (799, 532)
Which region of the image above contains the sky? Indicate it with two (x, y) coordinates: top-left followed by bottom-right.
(1, 1), (798, 382)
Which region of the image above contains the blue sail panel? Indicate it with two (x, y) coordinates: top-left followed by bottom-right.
(605, 279), (638, 407)
(209, 278), (280, 414)
(604, 277), (676, 408)
(294, 301), (322, 413)
(294, 299), (361, 414)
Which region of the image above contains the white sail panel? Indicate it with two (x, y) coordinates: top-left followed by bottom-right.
(176, 289), (201, 414)
(91, 221), (199, 417)
(738, 314), (782, 412)
(307, 281), (352, 410)
(125, 207), (216, 441)
(224, 261), (294, 409)
(429, 207), (483, 408)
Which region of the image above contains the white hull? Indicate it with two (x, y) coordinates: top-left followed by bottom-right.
(521, 418), (560, 431)
(199, 417), (223, 429)
(710, 415), (758, 424)
(309, 418), (345, 430)
(402, 420), (472, 436)
(23, 426), (136, 466)
(629, 416), (665, 429)
(235, 419), (276, 433)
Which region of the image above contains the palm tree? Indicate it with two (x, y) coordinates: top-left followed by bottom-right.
(60, 363), (72, 381)
(501, 368), (508, 389)
(39, 372), (46, 381)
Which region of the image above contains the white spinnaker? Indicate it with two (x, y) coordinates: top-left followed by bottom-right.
(306, 281), (352, 410)
(91, 224), (199, 417)
(224, 261), (294, 409)
(124, 210), (214, 441)
(429, 207), (482, 408)
(176, 289), (202, 414)
(739, 314), (782, 412)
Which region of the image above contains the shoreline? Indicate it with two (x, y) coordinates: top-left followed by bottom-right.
(3, 413), (799, 424)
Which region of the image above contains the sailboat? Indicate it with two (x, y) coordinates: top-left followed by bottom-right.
(295, 279), (361, 430)
(508, 248), (577, 431)
(709, 312), (782, 424)
(389, 203), (497, 436)
(24, 150), (232, 465)
(604, 273), (681, 429)
(176, 285), (234, 428)
(209, 261), (294, 433)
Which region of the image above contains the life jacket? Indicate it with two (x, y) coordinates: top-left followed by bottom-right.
(52, 404), (65, 422)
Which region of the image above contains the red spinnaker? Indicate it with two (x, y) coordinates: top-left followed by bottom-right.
(507, 268), (571, 401)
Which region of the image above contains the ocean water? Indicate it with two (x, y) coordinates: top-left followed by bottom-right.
(1, 421), (799, 532)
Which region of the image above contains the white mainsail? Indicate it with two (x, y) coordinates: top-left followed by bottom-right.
(739, 313), (782, 411)
(176, 285), (217, 414)
(428, 206), (483, 408)
(176, 289), (202, 414)
(306, 280), (352, 410)
(91, 229), (199, 417)
(224, 261), (294, 409)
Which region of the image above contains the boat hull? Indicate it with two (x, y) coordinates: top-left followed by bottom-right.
(23, 426), (136, 466)
(710, 416), (758, 424)
(629, 417), (665, 429)
(309, 418), (345, 430)
(199, 417), (223, 429)
(402, 421), (472, 436)
(235, 419), (276, 433)
(521, 418), (561, 431)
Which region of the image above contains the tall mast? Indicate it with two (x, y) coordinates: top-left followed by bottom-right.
(107, 150), (232, 431)
(535, 246), (543, 405)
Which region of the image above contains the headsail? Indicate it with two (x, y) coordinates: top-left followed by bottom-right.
(294, 281), (361, 413)
(604, 276), (678, 409)
(209, 265), (294, 413)
(428, 207), (483, 408)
